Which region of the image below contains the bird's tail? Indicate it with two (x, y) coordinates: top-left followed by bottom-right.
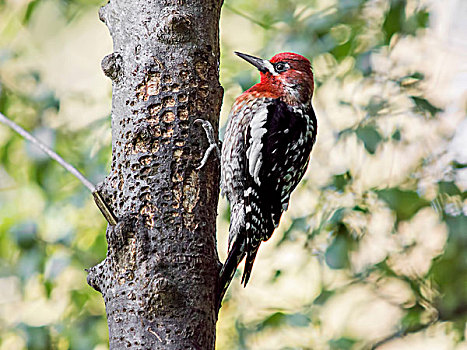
(240, 244), (260, 287)
(217, 239), (246, 307)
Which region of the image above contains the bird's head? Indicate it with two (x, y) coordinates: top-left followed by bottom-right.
(235, 51), (314, 106)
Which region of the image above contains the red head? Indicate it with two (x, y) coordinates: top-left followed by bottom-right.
(235, 51), (314, 106)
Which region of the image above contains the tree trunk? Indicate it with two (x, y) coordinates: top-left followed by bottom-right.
(87, 0), (224, 348)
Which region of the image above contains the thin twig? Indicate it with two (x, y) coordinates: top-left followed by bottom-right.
(0, 112), (118, 225)
(224, 3), (271, 29)
(0, 112), (95, 192)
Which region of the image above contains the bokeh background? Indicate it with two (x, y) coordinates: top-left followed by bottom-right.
(0, 0), (466, 349)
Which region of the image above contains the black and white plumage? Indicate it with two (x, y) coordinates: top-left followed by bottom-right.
(218, 52), (317, 303)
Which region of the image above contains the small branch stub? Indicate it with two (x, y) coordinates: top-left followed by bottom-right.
(92, 190), (118, 226)
(156, 8), (193, 44)
(98, 5), (107, 24)
(101, 53), (123, 81)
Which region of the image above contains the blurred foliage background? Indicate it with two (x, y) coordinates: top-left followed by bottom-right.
(0, 0), (466, 349)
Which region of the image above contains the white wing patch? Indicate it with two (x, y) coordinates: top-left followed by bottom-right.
(246, 106), (269, 185)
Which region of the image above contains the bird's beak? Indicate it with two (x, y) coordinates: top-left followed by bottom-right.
(235, 52), (270, 74)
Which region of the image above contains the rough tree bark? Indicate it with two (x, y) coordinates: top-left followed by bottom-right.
(86, 0), (224, 348)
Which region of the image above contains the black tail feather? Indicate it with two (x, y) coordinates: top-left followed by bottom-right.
(241, 245), (259, 287)
(218, 240), (245, 307)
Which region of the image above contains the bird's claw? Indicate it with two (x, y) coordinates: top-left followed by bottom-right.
(195, 119), (221, 170)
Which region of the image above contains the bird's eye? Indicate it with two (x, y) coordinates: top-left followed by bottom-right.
(274, 62), (288, 73)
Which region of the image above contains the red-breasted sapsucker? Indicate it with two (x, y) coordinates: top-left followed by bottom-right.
(219, 52), (317, 302)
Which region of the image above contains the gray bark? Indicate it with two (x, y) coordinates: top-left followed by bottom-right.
(87, 0), (224, 348)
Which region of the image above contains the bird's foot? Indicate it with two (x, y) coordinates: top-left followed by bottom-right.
(194, 119), (221, 170)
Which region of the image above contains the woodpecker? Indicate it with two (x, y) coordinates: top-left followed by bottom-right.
(218, 51), (317, 303)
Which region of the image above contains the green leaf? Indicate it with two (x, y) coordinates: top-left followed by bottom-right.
(438, 181), (462, 197)
(383, 0), (406, 44)
(288, 313), (310, 327)
(453, 161), (467, 169)
(328, 208), (346, 226)
(332, 171), (352, 192)
(410, 96), (442, 117)
(325, 226), (350, 269)
(257, 312), (310, 330)
(259, 312), (286, 329)
(405, 9), (430, 35)
(271, 269), (282, 283)
(365, 97), (388, 116)
(18, 248), (45, 280)
(331, 40), (353, 60)
(44, 280), (53, 298)
(401, 304), (424, 328)
(71, 290), (90, 310)
(407, 72), (425, 80)
(11, 221), (37, 250)
(23, 0), (41, 24)
(314, 289), (334, 305)
(356, 125), (382, 154)
(329, 337), (357, 350)
(18, 324), (52, 350)
(356, 51), (372, 76)
(430, 215), (467, 321)
(392, 129), (401, 141)
(376, 188), (430, 221)
(352, 205), (369, 213)
(398, 72), (425, 86)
